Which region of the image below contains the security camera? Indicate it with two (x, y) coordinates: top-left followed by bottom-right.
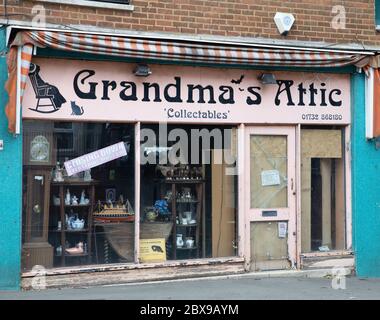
(274, 12), (295, 36)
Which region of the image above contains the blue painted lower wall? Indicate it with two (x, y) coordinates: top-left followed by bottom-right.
(352, 72), (380, 277)
(0, 28), (22, 290)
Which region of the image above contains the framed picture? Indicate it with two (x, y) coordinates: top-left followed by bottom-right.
(105, 188), (116, 203)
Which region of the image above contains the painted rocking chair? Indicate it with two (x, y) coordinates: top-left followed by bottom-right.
(28, 63), (66, 113)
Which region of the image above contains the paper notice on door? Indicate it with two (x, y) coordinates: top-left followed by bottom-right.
(278, 222), (287, 238)
(261, 170), (281, 186)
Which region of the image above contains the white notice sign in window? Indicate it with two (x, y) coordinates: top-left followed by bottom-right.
(64, 141), (127, 176)
(261, 170), (281, 186)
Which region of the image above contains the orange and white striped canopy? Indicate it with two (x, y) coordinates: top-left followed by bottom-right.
(5, 30), (370, 133)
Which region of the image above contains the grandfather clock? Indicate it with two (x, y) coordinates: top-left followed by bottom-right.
(22, 122), (56, 271)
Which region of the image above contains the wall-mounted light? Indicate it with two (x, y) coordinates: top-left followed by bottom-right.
(258, 73), (277, 85)
(133, 64), (152, 77)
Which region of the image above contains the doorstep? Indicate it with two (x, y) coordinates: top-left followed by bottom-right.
(21, 257), (245, 290)
(300, 251), (354, 269)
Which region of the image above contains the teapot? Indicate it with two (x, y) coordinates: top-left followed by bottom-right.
(71, 216), (85, 230)
(145, 207), (158, 222)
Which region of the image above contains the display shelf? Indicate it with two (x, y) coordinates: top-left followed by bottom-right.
(52, 204), (92, 208)
(49, 180), (97, 267)
(160, 179), (205, 184)
(65, 229), (89, 233)
(155, 177), (205, 260)
(51, 180), (99, 186)
(59, 253), (89, 257)
(50, 229), (89, 233)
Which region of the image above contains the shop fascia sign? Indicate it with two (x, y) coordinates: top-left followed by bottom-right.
(22, 58), (350, 124)
(73, 71), (343, 111)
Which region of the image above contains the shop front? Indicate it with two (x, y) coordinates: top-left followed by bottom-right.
(2, 28), (367, 289)
(19, 57), (352, 285)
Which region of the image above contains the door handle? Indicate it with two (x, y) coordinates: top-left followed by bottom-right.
(291, 178), (296, 195)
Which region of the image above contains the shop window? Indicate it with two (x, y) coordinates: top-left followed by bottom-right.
(301, 128), (346, 253)
(376, 0), (380, 27)
(22, 120), (135, 271)
(139, 124), (238, 262)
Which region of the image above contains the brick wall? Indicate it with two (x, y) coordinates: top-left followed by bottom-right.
(1, 0), (380, 46)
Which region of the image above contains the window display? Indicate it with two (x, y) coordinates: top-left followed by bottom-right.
(140, 124), (238, 261)
(22, 121), (238, 271)
(22, 121), (135, 270)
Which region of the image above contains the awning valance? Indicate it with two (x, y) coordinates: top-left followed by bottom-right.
(15, 30), (372, 67)
(4, 30), (373, 133)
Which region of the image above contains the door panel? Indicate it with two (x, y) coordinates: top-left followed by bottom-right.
(250, 221), (290, 271)
(250, 135), (288, 209)
(246, 126), (296, 271)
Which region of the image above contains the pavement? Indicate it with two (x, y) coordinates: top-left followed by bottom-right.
(1, 272), (380, 300)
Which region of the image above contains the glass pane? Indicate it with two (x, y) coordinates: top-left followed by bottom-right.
(250, 135), (288, 209)
(22, 121), (136, 271)
(140, 124), (238, 262)
(30, 175), (45, 239)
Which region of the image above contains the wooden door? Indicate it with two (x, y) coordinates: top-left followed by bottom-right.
(245, 126), (296, 271)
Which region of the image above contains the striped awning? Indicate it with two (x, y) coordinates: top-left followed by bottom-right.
(21, 30), (369, 67)
(4, 30), (371, 133)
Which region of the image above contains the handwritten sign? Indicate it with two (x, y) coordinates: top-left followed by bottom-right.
(64, 141), (127, 176)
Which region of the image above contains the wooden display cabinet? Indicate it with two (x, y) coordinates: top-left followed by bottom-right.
(156, 179), (205, 260)
(50, 180), (97, 267)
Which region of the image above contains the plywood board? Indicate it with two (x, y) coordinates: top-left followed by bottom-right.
(250, 135), (287, 209)
(211, 150), (235, 257)
(301, 159), (312, 252)
(335, 159), (346, 249)
(301, 130), (342, 158)
(250, 221), (290, 271)
(321, 159), (332, 248)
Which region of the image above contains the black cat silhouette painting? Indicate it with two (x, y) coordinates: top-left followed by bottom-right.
(28, 63), (66, 114)
(70, 101), (85, 116)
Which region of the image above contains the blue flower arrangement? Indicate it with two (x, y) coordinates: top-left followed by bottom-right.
(154, 199), (170, 216)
